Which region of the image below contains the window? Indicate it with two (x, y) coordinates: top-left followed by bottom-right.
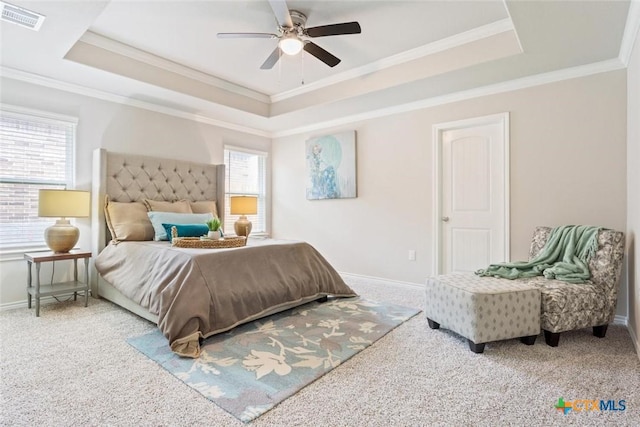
(0, 105), (77, 251)
(223, 146), (267, 235)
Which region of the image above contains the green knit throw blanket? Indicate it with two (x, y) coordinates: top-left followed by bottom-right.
(475, 225), (601, 283)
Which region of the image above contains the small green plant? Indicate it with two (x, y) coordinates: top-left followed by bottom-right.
(206, 217), (221, 231)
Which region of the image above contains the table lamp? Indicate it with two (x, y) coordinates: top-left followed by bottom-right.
(38, 189), (90, 253)
(230, 195), (258, 238)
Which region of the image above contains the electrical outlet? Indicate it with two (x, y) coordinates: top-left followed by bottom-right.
(408, 250), (416, 261)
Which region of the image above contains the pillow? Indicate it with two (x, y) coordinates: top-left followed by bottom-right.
(104, 196), (154, 241)
(144, 199), (192, 213)
(190, 200), (218, 218)
(147, 211), (214, 241)
(162, 223), (209, 243)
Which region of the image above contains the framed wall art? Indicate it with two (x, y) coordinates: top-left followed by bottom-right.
(305, 130), (357, 200)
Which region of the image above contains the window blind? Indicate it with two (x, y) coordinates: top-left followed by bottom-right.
(223, 147), (267, 235)
(0, 107), (76, 250)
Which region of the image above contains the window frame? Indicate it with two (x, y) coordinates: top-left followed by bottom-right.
(223, 145), (269, 237)
(0, 104), (78, 255)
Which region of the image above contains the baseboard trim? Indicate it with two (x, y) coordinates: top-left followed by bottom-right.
(1, 295), (85, 311)
(613, 315), (628, 326)
(628, 322), (640, 362)
(339, 272), (425, 290)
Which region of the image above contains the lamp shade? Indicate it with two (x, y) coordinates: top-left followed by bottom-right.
(230, 195), (258, 215)
(38, 189), (90, 218)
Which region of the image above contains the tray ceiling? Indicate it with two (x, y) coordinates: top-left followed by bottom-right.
(0, 1), (636, 135)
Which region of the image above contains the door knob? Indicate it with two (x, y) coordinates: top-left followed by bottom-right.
(442, 216), (450, 222)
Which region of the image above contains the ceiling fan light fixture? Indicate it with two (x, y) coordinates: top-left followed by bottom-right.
(222, 2), (360, 69)
(279, 34), (303, 55)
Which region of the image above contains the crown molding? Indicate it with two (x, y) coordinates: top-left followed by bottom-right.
(79, 31), (271, 103)
(0, 66), (271, 138)
(619, 0), (640, 66)
(501, 0), (523, 53)
(270, 18), (515, 103)
(1, 56), (626, 141)
(271, 58), (625, 138)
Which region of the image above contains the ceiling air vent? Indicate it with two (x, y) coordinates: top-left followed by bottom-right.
(0, 1), (45, 31)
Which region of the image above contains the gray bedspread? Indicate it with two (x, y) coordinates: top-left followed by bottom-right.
(94, 239), (356, 357)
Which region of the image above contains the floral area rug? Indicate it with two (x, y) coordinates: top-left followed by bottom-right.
(127, 297), (420, 423)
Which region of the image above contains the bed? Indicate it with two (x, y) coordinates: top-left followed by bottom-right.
(90, 149), (356, 358)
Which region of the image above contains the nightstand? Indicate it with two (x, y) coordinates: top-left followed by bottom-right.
(24, 250), (91, 316)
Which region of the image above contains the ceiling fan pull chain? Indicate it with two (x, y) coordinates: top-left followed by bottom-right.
(301, 49), (305, 86)
(277, 48), (282, 86)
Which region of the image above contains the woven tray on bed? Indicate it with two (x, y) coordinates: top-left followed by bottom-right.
(171, 228), (246, 249)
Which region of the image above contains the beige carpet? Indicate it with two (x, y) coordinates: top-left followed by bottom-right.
(1, 275), (639, 426)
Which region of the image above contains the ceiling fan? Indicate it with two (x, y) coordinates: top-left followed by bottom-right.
(217, 0), (361, 69)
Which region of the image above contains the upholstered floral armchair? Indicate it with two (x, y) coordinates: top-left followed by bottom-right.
(523, 226), (625, 347)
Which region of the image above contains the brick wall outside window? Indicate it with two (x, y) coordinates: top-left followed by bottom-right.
(0, 107), (76, 250)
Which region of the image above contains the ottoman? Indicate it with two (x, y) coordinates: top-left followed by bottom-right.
(425, 273), (541, 353)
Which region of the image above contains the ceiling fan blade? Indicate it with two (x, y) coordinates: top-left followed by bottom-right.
(306, 21), (361, 37)
(217, 33), (278, 39)
(260, 47), (281, 69)
(267, 0), (293, 28)
(303, 42), (340, 67)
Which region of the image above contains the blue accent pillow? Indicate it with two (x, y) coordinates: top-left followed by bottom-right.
(148, 212), (213, 240)
(162, 223), (209, 243)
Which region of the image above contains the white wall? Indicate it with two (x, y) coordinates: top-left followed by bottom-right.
(0, 77), (271, 307)
(627, 26), (640, 355)
(272, 70), (628, 316)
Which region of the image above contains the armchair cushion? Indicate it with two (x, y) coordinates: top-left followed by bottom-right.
(523, 277), (606, 333)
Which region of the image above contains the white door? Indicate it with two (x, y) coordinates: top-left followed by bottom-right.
(433, 113), (509, 275)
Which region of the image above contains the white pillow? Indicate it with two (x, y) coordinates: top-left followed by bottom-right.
(147, 212), (214, 241)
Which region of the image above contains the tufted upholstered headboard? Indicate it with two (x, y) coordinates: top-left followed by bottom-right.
(90, 148), (225, 260)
